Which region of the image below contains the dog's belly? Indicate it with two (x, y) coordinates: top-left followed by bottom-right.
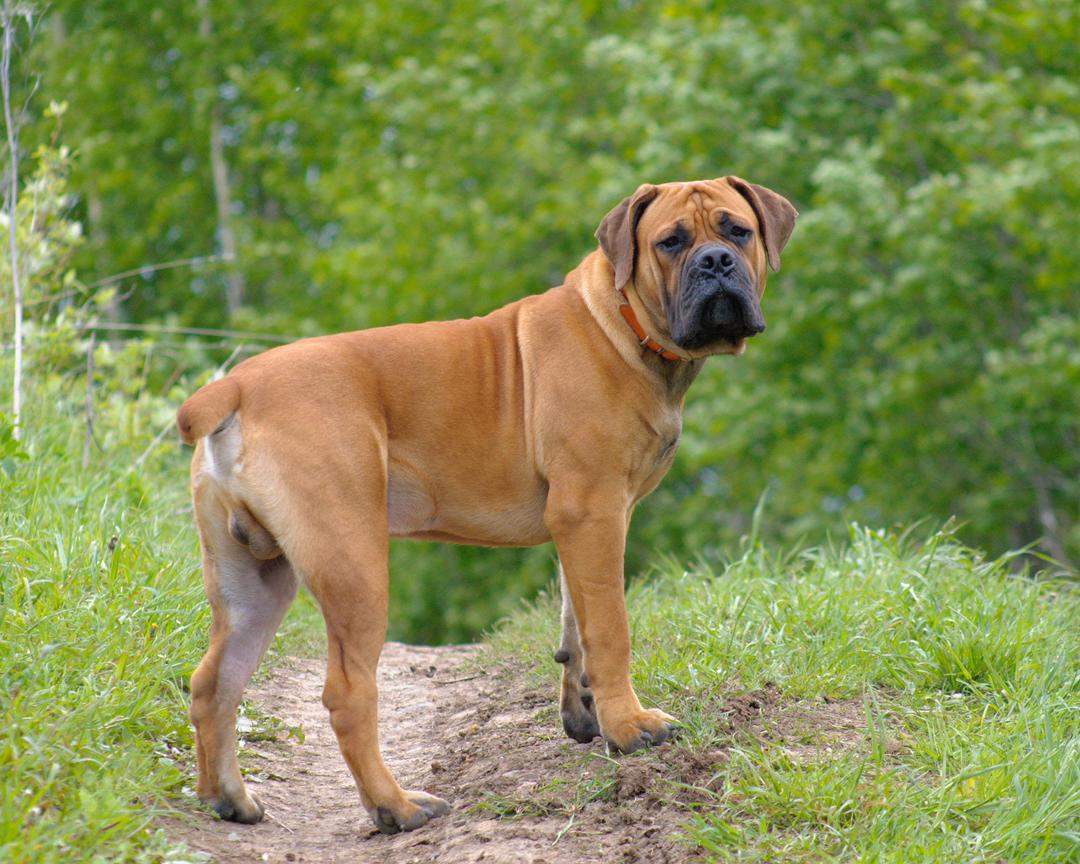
(386, 465), (550, 547)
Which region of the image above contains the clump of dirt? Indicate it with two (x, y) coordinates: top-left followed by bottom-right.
(612, 748), (724, 808)
(161, 646), (877, 863)
(717, 684), (782, 731)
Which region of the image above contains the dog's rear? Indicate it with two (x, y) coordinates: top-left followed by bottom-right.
(179, 373), (300, 825)
(181, 375), (282, 561)
(178, 346), (452, 833)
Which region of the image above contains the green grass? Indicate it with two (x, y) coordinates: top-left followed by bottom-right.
(0, 361), (312, 862)
(0, 379), (198, 862)
(488, 527), (1080, 862)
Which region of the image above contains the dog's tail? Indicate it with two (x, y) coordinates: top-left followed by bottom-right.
(177, 377), (241, 445)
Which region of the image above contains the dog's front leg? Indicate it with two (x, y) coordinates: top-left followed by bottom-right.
(545, 494), (675, 754)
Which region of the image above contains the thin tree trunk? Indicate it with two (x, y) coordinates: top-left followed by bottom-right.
(1033, 473), (1075, 570)
(197, 0), (244, 315)
(1, 0), (23, 439)
(209, 102), (243, 313)
(86, 189), (124, 350)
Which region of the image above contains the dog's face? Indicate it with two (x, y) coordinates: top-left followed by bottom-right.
(596, 177), (797, 357)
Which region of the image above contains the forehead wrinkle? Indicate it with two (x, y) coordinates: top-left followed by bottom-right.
(688, 189), (709, 235)
(650, 182), (746, 234)
(691, 180), (756, 223)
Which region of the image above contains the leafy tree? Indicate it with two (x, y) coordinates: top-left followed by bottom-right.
(14, 0), (1078, 639)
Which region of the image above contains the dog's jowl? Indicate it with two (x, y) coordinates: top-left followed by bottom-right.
(177, 176), (797, 834)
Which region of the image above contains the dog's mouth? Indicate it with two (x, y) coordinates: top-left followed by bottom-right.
(671, 283), (764, 351)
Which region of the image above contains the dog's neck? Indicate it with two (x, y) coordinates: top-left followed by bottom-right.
(576, 251), (705, 401)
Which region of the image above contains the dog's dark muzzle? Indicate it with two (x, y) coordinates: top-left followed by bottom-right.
(701, 288), (766, 337)
(671, 243), (765, 348)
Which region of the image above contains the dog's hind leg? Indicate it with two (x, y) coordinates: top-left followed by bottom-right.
(554, 563), (600, 742)
(188, 476), (297, 824)
(288, 440), (449, 834)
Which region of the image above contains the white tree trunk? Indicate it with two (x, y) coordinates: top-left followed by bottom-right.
(198, 0), (244, 315)
(2, 0), (23, 440)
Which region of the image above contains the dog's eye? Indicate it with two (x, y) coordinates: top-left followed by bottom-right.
(729, 225), (752, 241)
(656, 235), (683, 252)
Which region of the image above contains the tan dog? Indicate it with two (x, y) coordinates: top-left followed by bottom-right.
(177, 176), (796, 834)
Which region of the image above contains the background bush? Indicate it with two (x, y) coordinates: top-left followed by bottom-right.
(7, 0), (1078, 641)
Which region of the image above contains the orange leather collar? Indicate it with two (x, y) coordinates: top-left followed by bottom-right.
(617, 291), (685, 362)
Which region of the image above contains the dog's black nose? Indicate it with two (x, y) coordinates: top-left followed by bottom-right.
(693, 245), (736, 274)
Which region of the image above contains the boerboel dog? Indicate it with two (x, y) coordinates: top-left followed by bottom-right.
(177, 176), (797, 834)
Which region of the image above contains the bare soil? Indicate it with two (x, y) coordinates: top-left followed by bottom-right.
(162, 643), (872, 864)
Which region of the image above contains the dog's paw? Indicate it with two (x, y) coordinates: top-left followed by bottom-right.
(558, 659), (600, 743)
(602, 708), (678, 755)
(204, 791), (264, 824)
(371, 790), (450, 834)
(560, 689), (600, 743)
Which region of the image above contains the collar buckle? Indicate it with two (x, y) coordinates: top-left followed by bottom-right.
(617, 290), (685, 363)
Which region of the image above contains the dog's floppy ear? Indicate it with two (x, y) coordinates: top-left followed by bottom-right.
(724, 176), (798, 272)
(595, 183), (659, 293)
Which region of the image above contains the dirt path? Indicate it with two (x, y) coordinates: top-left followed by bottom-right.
(163, 643), (716, 863)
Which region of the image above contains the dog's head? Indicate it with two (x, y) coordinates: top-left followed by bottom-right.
(596, 177), (797, 357)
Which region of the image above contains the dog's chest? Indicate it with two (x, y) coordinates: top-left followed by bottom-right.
(632, 410), (682, 499)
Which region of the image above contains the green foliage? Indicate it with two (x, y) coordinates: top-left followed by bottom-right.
(0, 412), (26, 470)
(0, 329), (324, 862)
(489, 526), (1080, 862)
(0, 348), (198, 862)
(0, 145), (301, 860)
(16, 0), (1080, 636)
(0, 105), (83, 337)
